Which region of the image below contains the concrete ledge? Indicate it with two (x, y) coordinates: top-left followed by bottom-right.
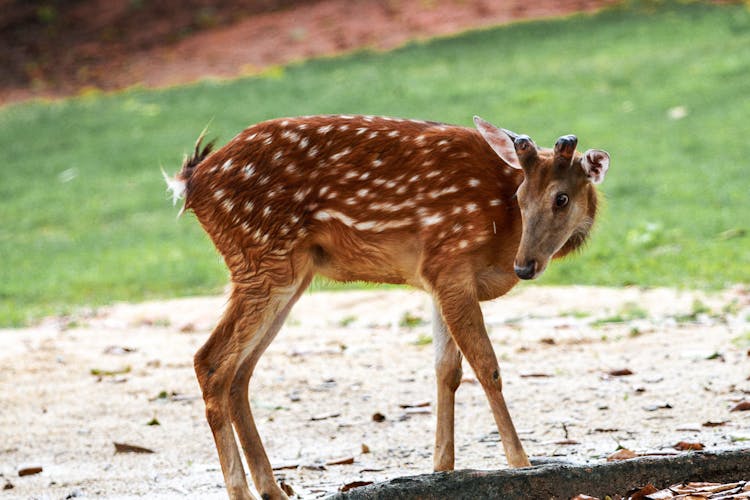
(329, 449), (750, 499)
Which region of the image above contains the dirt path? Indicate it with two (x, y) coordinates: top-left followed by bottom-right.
(1, 285), (749, 498)
(1, 0), (617, 104)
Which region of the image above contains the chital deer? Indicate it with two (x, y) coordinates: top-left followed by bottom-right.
(164, 114), (610, 500)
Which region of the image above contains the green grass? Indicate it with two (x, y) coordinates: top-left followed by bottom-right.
(1, 1), (749, 326)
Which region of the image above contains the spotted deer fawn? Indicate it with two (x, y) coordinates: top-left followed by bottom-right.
(164, 114), (610, 499)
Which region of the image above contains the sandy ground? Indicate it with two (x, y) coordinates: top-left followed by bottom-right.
(1, 285), (749, 499)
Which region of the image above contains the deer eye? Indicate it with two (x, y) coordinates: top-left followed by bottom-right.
(555, 193), (569, 208)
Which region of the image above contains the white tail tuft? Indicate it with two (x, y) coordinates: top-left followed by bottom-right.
(161, 168), (187, 207)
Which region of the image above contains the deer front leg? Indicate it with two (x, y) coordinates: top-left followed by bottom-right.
(432, 299), (462, 471)
(432, 285), (530, 469)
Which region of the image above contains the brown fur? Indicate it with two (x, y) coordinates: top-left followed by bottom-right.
(172, 114), (605, 499)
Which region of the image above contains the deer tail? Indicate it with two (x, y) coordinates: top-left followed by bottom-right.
(162, 128), (215, 215)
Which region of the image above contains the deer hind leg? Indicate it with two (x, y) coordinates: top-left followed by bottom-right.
(194, 254), (311, 500)
(432, 299), (463, 471)
(426, 267), (531, 469)
(229, 269), (313, 500)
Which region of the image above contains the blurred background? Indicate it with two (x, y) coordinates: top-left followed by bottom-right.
(0, 0), (748, 326)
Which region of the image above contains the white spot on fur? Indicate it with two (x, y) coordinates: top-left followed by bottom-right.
(468, 178), (480, 187)
(396, 185), (407, 195)
(280, 120), (290, 127)
(245, 132), (258, 142)
(458, 240), (469, 249)
(490, 199), (502, 206)
(344, 171), (358, 180)
(241, 222), (251, 233)
(428, 185), (459, 199)
(294, 188), (310, 202)
(465, 202), (478, 212)
(263, 206), (272, 217)
(314, 209), (355, 227)
(385, 180), (397, 189)
(222, 199), (234, 212)
(368, 131), (378, 139)
(307, 145), (319, 158)
(330, 148), (351, 161)
(263, 136), (273, 146)
(338, 124), (349, 131)
(213, 189), (225, 200)
(373, 178), (386, 186)
(273, 151), (283, 163)
(242, 164), (255, 178)
(356, 127), (368, 135)
(244, 201), (254, 212)
(372, 159), (383, 167)
(299, 137), (309, 149)
(492, 221), (497, 234)
(387, 130), (400, 138)
(318, 124), (333, 134)
(359, 172), (370, 180)
(221, 159), (233, 172)
(409, 174), (420, 183)
(357, 188), (369, 197)
(422, 214), (444, 226)
(437, 140), (449, 146)
(319, 186), (330, 197)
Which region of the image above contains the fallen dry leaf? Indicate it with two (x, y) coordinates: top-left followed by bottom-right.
(626, 483), (658, 500)
(90, 366), (131, 377)
(361, 443), (370, 454)
(730, 401), (750, 412)
(554, 439), (580, 445)
(310, 412), (341, 421)
(398, 400), (430, 409)
(702, 420), (728, 427)
(608, 368), (634, 377)
(3, 481), (13, 490)
(17, 465), (43, 477)
(520, 372), (554, 378)
(340, 480), (373, 492)
(325, 456), (354, 466)
(279, 480), (295, 497)
(113, 442), (154, 454)
(271, 461), (299, 471)
(607, 448), (637, 461)
(674, 441), (704, 451)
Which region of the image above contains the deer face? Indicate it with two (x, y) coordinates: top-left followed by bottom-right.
(474, 116), (610, 280)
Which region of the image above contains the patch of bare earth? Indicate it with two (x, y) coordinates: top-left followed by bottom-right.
(0, 0), (617, 104)
(1, 285), (749, 498)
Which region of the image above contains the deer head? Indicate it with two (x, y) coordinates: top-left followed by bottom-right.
(474, 116), (610, 280)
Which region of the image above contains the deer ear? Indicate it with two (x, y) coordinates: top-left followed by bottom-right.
(581, 149), (610, 184)
(473, 116), (522, 170)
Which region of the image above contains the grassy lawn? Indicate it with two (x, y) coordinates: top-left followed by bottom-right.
(1, 2), (749, 326)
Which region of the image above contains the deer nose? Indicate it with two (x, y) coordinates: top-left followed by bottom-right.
(514, 260), (537, 280)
